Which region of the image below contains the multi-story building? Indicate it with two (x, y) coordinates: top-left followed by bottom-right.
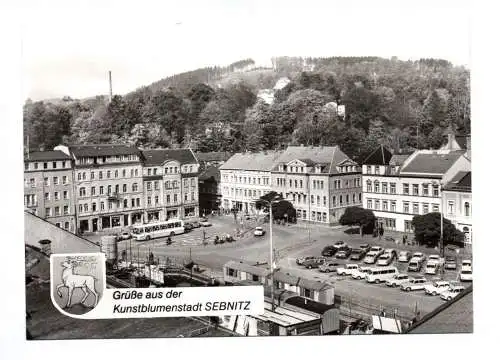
(141, 149), (200, 221)
(442, 171), (472, 245)
(56, 144), (145, 233)
(271, 146), (362, 225)
(219, 151), (283, 213)
(24, 150), (76, 232)
(198, 165), (221, 216)
(362, 142), (471, 233)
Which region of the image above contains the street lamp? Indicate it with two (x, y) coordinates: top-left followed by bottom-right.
(429, 180), (445, 279)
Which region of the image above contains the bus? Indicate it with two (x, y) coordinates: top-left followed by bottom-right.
(131, 219), (185, 241)
(365, 266), (398, 284)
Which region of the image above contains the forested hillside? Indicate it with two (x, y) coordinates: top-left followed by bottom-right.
(23, 56), (470, 163)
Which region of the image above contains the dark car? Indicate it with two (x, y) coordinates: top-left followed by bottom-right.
(359, 243), (370, 251)
(321, 246), (337, 257)
(296, 256), (316, 265)
(336, 247), (352, 259)
(302, 258), (326, 269)
(184, 223), (194, 232)
(191, 221), (201, 228)
(444, 256), (457, 270)
(350, 248), (367, 260)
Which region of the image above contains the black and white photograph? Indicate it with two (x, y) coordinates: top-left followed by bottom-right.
(11, 0), (481, 348)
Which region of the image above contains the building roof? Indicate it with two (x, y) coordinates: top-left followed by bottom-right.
(389, 154), (411, 166)
(199, 165), (220, 182)
(444, 171), (471, 192)
(69, 144), (141, 157)
(219, 151), (283, 171)
(273, 146), (354, 174)
(224, 261), (271, 277)
(406, 286), (473, 334)
(195, 152), (232, 163)
(141, 149), (197, 166)
(455, 135), (469, 150)
(284, 296), (336, 315)
(363, 145), (393, 165)
(399, 150), (465, 176)
(25, 150), (71, 162)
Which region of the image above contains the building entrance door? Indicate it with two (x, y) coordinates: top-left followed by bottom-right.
(92, 218), (98, 232)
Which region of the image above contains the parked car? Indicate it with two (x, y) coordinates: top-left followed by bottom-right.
(424, 261), (441, 275)
(351, 266), (373, 280)
(117, 231), (132, 241)
(321, 246), (337, 257)
(319, 261), (340, 273)
(370, 246), (385, 256)
(440, 285), (466, 301)
(398, 251), (412, 262)
(336, 264), (359, 276)
(363, 251), (379, 264)
(385, 273), (410, 287)
(400, 277), (428, 292)
(184, 223), (194, 232)
(461, 259), (472, 272)
(254, 226), (266, 236)
(408, 258), (424, 272)
(460, 269), (473, 282)
(333, 241), (348, 249)
(303, 257), (326, 269)
(428, 254), (441, 262)
(377, 252), (395, 266)
(191, 221), (201, 228)
(359, 243), (370, 251)
(424, 281), (451, 296)
(335, 247), (352, 259)
(350, 248), (367, 261)
(200, 219), (212, 227)
(444, 256), (457, 270)
(412, 252), (426, 262)
(296, 256), (316, 265)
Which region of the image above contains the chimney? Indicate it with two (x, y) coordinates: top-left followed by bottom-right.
(447, 133), (453, 150)
(466, 136), (471, 159)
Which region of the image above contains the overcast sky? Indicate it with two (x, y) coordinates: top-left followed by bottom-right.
(20, 0), (470, 101)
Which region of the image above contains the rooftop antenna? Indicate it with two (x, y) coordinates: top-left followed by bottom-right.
(108, 71), (113, 103)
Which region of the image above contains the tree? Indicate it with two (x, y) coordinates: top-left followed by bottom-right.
(412, 212), (465, 248)
(339, 207), (376, 235)
(255, 192), (296, 222)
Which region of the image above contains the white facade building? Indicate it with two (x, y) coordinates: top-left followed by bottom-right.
(362, 144), (471, 233)
(442, 171), (472, 245)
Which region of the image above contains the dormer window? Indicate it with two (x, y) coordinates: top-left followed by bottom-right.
(367, 166), (372, 174)
(375, 166), (380, 175)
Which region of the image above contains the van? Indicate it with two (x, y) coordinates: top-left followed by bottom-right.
(365, 266), (399, 283)
(408, 259), (423, 272)
(424, 260), (440, 275)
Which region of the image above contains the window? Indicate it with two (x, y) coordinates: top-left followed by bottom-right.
(323, 196), (327, 206)
(155, 196), (159, 205)
(433, 185), (439, 197)
(53, 177), (59, 185)
(153, 168), (158, 175)
(423, 203), (429, 214)
(346, 195), (350, 204)
(311, 211), (316, 221)
(43, 162), (48, 169)
(300, 180), (303, 188)
(359, 193), (362, 202)
(63, 205), (69, 215)
(79, 187), (86, 197)
(375, 199), (380, 210)
(311, 195), (314, 204)
(124, 199), (128, 208)
(174, 194), (178, 203)
(432, 204), (439, 212)
(403, 183), (409, 195)
(413, 203), (419, 214)
(448, 201), (455, 215)
(367, 166), (372, 174)
(147, 182), (152, 191)
(55, 222), (61, 228)
(91, 186), (95, 196)
(413, 184), (419, 196)
(322, 213), (327, 222)
(108, 201), (112, 210)
(45, 207), (51, 216)
(464, 202), (471, 216)
(148, 168), (152, 176)
(166, 195), (171, 204)
(44, 177), (49, 186)
(403, 202), (410, 213)
(390, 201), (396, 212)
(317, 195), (320, 205)
(332, 196), (336, 206)
(115, 184), (119, 194)
(136, 198), (141, 207)
(339, 195), (343, 205)
(107, 185), (112, 194)
(132, 183), (138, 192)
(390, 183), (396, 194)
(226, 268), (237, 277)
(366, 180), (372, 192)
(78, 204), (83, 212)
(54, 191), (60, 200)
(154, 181), (159, 190)
(63, 190), (68, 200)
(147, 196), (151, 206)
(374, 181), (380, 193)
(375, 166), (380, 175)
(422, 184), (429, 196)
(382, 182), (388, 193)
(84, 204), (88, 212)
(107, 170), (111, 179)
(99, 171), (103, 180)
(123, 169), (126, 177)
(44, 192), (50, 201)
(382, 201), (388, 211)
(100, 202), (105, 210)
(123, 184), (127, 193)
(92, 202), (97, 212)
(114, 170), (118, 178)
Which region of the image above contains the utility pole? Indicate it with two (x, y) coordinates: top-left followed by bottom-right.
(108, 71), (113, 103)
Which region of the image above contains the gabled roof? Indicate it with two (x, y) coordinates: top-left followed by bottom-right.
(69, 144), (141, 157)
(273, 146), (354, 174)
(219, 151), (283, 171)
(444, 171), (471, 192)
(363, 145), (393, 165)
(25, 150), (71, 162)
(291, 158), (317, 166)
(195, 152), (232, 163)
(141, 149), (197, 166)
(399, 150), (465, 176)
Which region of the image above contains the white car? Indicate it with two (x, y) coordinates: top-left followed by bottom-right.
(363, 251), (379, 264)
(424, 281), (451, 296)
(428, 254), (441, 262)
(199, 219), (212, 227)
(400, 277), (428, 292)
(376, 253), (394, 266)
(461, 259), (472, 272)
(370, 246), (384, 256)
(440, 285), (466, 301)
(351, 267), (372, 280)
(424, 261), (440, 275)
(253, 227), (266, 236)
(398, 251), (411, 262)
(460, 269), (473, 282)
(412, 252), (426, 262)
(385, 273), (410, 287)
(336, 264), (359, 276)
